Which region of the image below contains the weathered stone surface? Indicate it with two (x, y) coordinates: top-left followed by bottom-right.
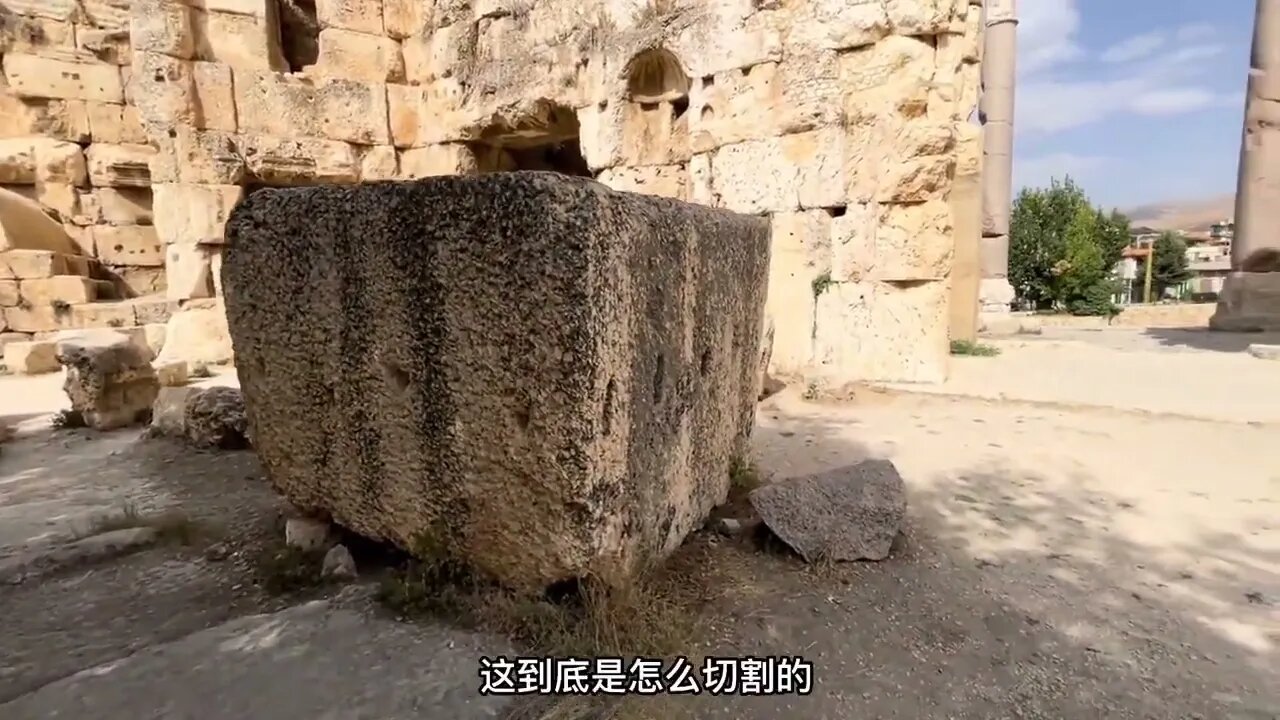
(222, 173), (770, 589)
(184, 385), (249, 448)
(1248, 344), (1280, 361)
(154, 358), (189, 386)
(0, 188), (83, 255)
(95, 187), (154, 225)
(314, 28), (406, 83)
(322, 544), (358, 580)
(18, 275), (105, 305)
(150, 384), (199, 436)
(153, 184), (243, 245)
(55, 330), (160, 430)
(2, 53), (124, 103)
(92, 225), (164, 266)
(156, 301), (234, 365)
(750, 459), (908, 562)
(86, 143), (155, 187)
(3, 340), (60, 374)
(285, 516), (330, 551)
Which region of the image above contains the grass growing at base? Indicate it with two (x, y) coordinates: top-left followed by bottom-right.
(950, 339), (1001, 357)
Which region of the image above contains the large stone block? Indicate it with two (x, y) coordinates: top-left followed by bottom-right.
(314, 28), (406, 83)
(86, 102), (149, 143)
(239, 136), (359, 184)
(153, 184), (243, 245)
(155, 300), (234, 365)
(56, 331), (159, 430)
(130, 0), (197, 58)
(2, 53), (124, 103)
(194, 8), (284, 70)
(0, 188), (84, 255)
(92, 225), (164, 266)
(221, 173), (770, 589)
(87, 144), (155, 188)
(316, 0), (385, 34)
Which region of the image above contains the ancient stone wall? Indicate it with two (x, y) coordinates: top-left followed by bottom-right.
(2, 0), (984, 383)
(0, 1), (166, 350)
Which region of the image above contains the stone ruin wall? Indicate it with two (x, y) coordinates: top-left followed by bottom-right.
(0, 0), (985, 384)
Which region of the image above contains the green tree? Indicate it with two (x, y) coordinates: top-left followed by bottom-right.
(1148, 231), (1192, 299)
(1008, 176), (1125, 315)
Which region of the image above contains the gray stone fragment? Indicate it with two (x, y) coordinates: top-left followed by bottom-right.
(1247, 343), (1280, 360)
(285, 516), (330, 551)
(322, 544), (357, 580)
(222, 172), (770, 590)
(749, 459), (907, 562)
(183, 386), (249, 449)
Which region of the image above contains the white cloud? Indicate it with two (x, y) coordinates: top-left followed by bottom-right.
(1017, 0), (1085, 76)
(1100, 31), (1166, 64)
(1015, 0), (1230, 135)
(1015, 152), (1109, 190)
(1129, 88), (1218, 115)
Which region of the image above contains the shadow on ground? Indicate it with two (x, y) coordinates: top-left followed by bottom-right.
(1142, 326), (1280, 353)
(675, 405), (1279, 719)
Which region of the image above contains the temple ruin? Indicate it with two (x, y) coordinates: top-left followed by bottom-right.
(1, 0), (989, 385)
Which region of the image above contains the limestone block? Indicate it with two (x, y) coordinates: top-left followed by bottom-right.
(165, 243), (216, 300)
(838, 35), (935, 118)
(155, 300), (234, 366)
(150, 385), (198, 436)
(4, 305), (71, 333)
(87, 144), (154, 188)
(577, 101), (625, 171)
(0, 191), (83, 255)
(92, 225), (164, 266)
(56, 331), (160, 430)
(0, 331), (33, 348)
(383, 0), (427, 38)
(3, 340), (60, 374)
(872, 201), (953, 281)
(0, 138), (86, 186)
(596, 166), (688, 201)
(671, 12), (782, 76)
(67, 300), (140, 329)
(711, 129), (845, 213)
(130, 0), (196, 58)
(878, 154), (955, 203)
(812, 279), (948, 384)
(359, 146), (399, 180)
(127, 52), (199, 130)
(829, 201), (877, 281)
(80, 0), (132, 31)
(150, 129), (246, 185)
(317, 80), (391, 145)
(221, 173), (770, 589)
(763, 210), (830, 374)
(403, 23), (476, 85)
(399, 145), (477, 178)
(0, 281), (18, 307)
(77, 27), (133, 65)
(314, 28), (406, 83)
(2, 53), (124, 103)
(0, 13), (75, 54)
(0, 0), (78, 20)
(887, 0), (950, 36)
(317, 0), (385, 34)
(777, 52), (842, 134)
(18, 276), (103, 305)
(240, 136), (359, 184)
(109, 266), (168, 297)
(86, 102), (149, 143)
(785, 0), (890, 51)
(192, 62), (238, 131)
(127, 297), (175, 326)
(96, 188), (154, 225)
(153, 184), (243, 245)
(194, 8), (283, 70)
(232, 69), (320, 137)
(143, 322), (167, 355)
(688, 153), (714, 206)
(0, 250), (75, 279)
(387, 82), (468, 147)
(619, 101), (691, 167)
(210, 247), (224, 296)
(0, 91), (91, 143)
(154, 359), (189, 386)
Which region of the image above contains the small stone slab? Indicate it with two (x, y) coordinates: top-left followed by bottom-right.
(1247, 343), (1280, 361)
(749, 459), (907, 562)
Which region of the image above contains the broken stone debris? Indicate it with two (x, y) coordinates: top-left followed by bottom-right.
(749, 459), (908, 562)
(285, 516), (331, 552)
(184, 385), (249, 449)
(322, 544), (358, 581)
(223, 173), (770, 590)
(55, 330), (159, 430)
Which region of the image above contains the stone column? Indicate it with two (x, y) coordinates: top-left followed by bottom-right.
(1211, 0), (1280, 331)
(978, 0), (1018, 325)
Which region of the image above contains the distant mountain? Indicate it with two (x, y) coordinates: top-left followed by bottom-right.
(1123, 194), (1235, 234)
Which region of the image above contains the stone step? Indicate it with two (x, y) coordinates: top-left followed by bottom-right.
(0, 249), (95, 280)
(3, 296), (174, 335)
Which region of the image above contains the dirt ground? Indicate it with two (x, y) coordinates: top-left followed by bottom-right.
(0, 327), (1276, 719)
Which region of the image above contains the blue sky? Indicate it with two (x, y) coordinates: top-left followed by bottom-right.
(1012, 0), (1254, 210)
